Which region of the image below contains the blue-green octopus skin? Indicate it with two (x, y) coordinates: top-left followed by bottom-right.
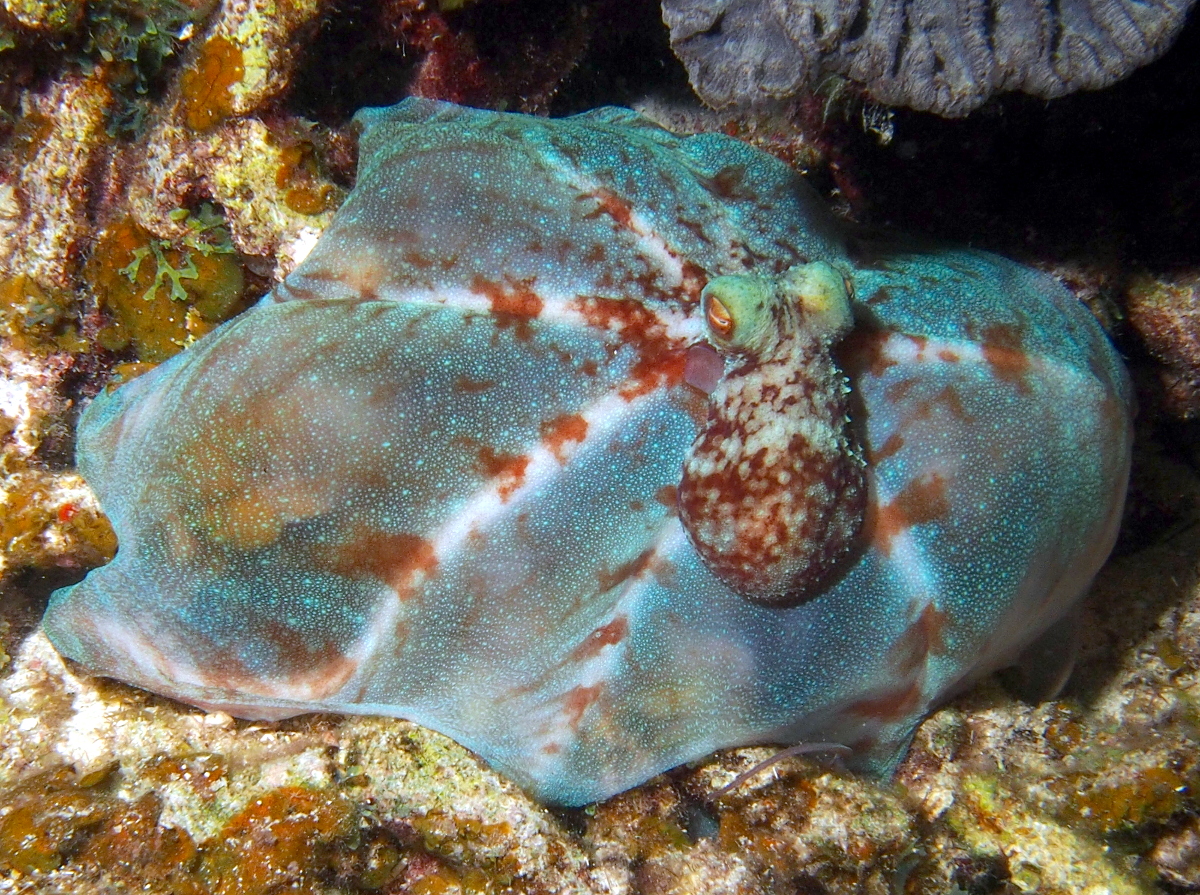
(43, 99), (1133, 806)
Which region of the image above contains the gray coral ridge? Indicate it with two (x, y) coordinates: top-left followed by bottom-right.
(663, 0), (1197, 115)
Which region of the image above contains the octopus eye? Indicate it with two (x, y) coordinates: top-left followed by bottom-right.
(700, 276), (775, 356)
(783, 261), (855, 339)
(706, 294), (736, 339)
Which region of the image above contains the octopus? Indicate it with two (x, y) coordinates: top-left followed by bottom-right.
(43, 99), (1133, 806)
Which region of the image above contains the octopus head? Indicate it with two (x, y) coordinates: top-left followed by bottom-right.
(680, 261), (866, 605)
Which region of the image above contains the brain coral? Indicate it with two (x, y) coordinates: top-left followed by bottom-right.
(662, 0), (1197, 115)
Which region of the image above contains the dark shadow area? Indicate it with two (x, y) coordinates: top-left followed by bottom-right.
(287, 0), (420, 124)
(829, 17), (1200, 489)
(1069, 520), (1200, 703)
(287, 0), (686, 124)
(548, 0), (691, 115)
(0, 566), (88, 642)
(844, 14), (1200, 274)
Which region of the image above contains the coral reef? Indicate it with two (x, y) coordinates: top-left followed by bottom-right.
(0, 0), (1197, 892)
(0, 0), (85, 34)
(88, 208), (247, 363)
(1127, 272), (1200, 420)
(0, 342), (114, 581)
(4, 542), (1200, 895)
(0, 74), (115, 291)
(662, 0), (1197, 116)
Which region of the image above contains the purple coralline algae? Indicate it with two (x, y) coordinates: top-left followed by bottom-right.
(42, 98), (1133, 806)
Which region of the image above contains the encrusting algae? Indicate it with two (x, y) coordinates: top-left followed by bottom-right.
(179, 34), (243, 132)
(88, 207), (247, 364)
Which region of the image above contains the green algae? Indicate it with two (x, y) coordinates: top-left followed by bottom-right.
(84, 0), (210, 90)
(89, 205), (247, 364)
(85, 2), (197, 134)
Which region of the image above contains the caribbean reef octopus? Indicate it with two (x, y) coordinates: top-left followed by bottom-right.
(44, 99), (1133, 806)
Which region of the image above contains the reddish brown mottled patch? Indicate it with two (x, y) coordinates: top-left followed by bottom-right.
(869, 473), (950, 554)
(623, 349), (689, 399)
(540, 413), (589, 461)
(513, 510), (535, 547)
(934, 385), (972, 422)
(680, 260), (707, 303)
(583, 188), (635, 230)
(678, 212), (710, 243)
(549, 237), (576, 266)
(676, 367), (867, 601)
(477, 446), (530, 500)
(579, 358), (599, 377)
(839, 329), (897, 379)
(889, 603), (950, 675)
(570, 616), (629, 662)
(462, 526), (487, 554)
(890, 384), (974, 429)
(382, 533), (439, 593)
(541, 742), (562, 755)
(454, 375), (496, 394)
(707, 164), (752, 201)
(866, 286), (894, 305)
(979, 323), (1033, 393)
(207, 623), (359, 698)
(848, 681), (923, 721)
(885, 378), (919, 403)
(647, 553), (678, 588)
(582, 244), (607, 265)
(563, 684), (604, 729)
(655, 485), (679, 511)
(270, 629), (360, 693)
(324, 530), (438, 600)
(870, 432), (905, 463)
(573, 294), (660, 340)
(597, 549), (655, 592)
(400, 249), (442, 271)
(937, 348), (960, 363)
(471, 274), (544, 342)
(572, 295), (687, 398)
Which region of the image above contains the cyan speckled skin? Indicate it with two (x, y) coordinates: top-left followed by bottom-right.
(44, 99), (1133, 806)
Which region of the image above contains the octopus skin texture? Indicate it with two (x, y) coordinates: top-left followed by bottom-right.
(43, 99), (1133, 806)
